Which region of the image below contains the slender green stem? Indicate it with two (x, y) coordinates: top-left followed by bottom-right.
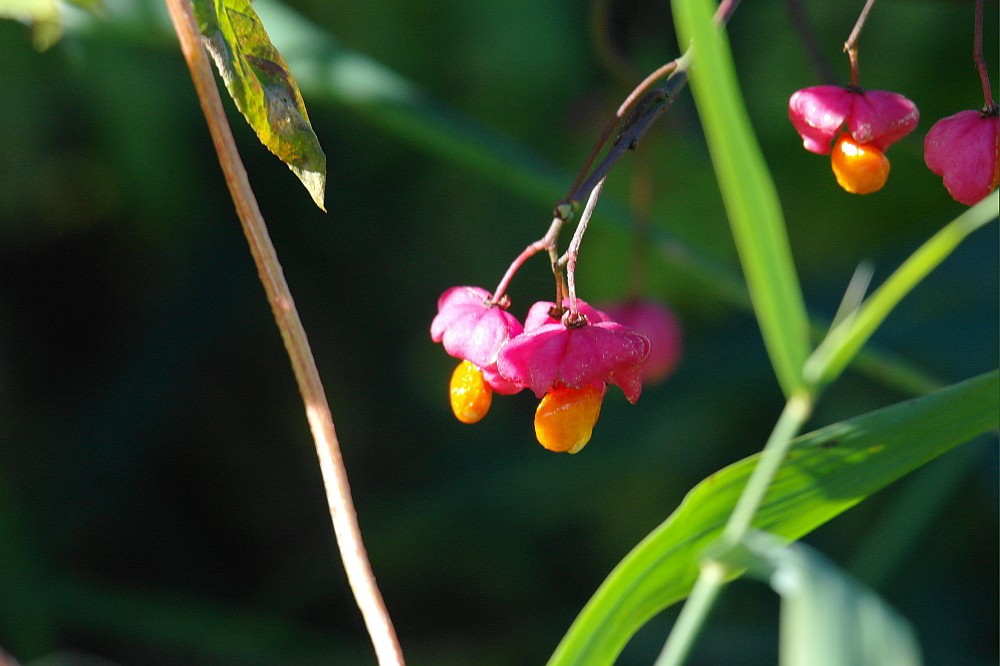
(722, 393), (815, 542)
(803, 192), (998, 388)
(654, 561), (727, 666)
(655, 391), (814, 664)
(653, 326), (815, 665)
(654, 194), (996, 664)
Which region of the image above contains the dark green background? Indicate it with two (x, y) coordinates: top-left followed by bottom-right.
(0, 0), (996, 664)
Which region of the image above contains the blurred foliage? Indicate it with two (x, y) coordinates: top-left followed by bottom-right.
(0, 0), (996, 665)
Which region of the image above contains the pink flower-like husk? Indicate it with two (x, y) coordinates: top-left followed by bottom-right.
(789, 86), (919, 155)
(522, 299), (609, 331)
(430, 286), (523, 371)
(924, 110), (1000, 206)
(497, 319), (650, 404)
(601, 300), (682, 384)
(481, 365), (524, 396)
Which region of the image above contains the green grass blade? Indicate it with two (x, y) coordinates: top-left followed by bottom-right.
(671, 0), (810, 397)
(735, 534), (922, 666)
(547, 370), (998, 666)
(805, 191), (999, 387)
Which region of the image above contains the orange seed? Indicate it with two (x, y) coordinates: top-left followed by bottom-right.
(831, 134), (890, 195)
(449, 360), (493, 424)
(534, 385), (603, 454)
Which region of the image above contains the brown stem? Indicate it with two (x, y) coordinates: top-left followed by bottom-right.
(490, 215), (565, 305)
(844, 0), (878, 87)
(567, 0), (742, 206)
(565, 59), (677, 201)
(162, 1), (403, 663)
(974, 0), (994, 108)
(506, 0), (738, 313)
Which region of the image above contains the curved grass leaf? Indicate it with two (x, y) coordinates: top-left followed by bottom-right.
(193, 0), (326, 210)
(671, 0), (810, 398)
(548, 370), (998, 666)
(735, 534), (921, 666)
(804, 191), (998, 388)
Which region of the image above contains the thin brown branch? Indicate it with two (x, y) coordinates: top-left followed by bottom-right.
(974, 0), (994, 108)
(844, 0), (878, 87)
(162, 0), (403, 663)
(566, 61), (678, 201)
(566, 0), (743, 206)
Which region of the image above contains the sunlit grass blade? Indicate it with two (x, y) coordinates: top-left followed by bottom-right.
(736, 534), (922, 666)
(547, 370), (998, 666)
(671, 0), (810, 398)
(804, 191), (998, 387)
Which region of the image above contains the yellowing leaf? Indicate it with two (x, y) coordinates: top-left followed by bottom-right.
(0, 0), (61, 49)
(194, 0), (327, 210)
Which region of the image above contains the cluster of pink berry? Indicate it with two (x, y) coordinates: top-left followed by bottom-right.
(429, 4), (994, 455)
(431, 287), (680, 453)
(789, 85), (999, 203)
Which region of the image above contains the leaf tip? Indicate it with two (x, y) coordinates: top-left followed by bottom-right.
(292, 165), (327, 212)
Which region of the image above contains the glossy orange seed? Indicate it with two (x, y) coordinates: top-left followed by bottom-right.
(831, 134), (890, 195)
(449, 360), (493, 424)
(533, 385), (603, 454)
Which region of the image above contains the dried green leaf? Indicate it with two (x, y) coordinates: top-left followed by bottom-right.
(194, 0), (327, 210)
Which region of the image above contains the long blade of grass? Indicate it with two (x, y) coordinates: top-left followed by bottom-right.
(736, 534), (922, 666)
(547, 370), (998, 666)
(672, 0), (810, 397)
(804, 191), (998, 387)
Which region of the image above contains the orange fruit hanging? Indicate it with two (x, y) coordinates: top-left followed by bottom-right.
(533, 385), (604, 454)
(449, 360), (493, 424)
(831, 134), (890, 194)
